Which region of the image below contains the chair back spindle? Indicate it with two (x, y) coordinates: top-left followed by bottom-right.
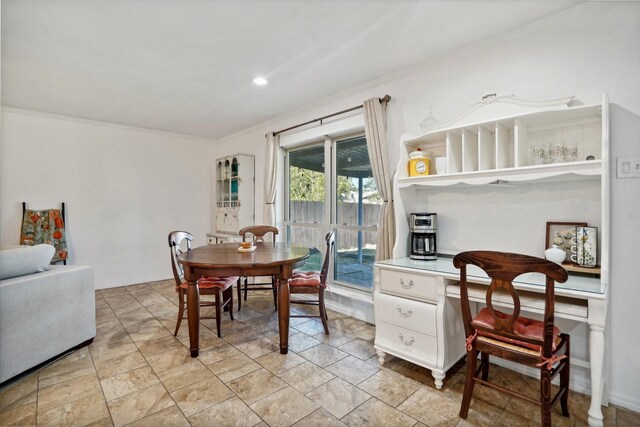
(320, 229), (336, 285)
(239, 225), (278, 243)
(168, 231), (193, 286)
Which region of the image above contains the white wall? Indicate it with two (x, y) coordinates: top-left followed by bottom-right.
(608, 104), (640, 411)
(212, 3), (640, 410)
(0, 109), (213, 289)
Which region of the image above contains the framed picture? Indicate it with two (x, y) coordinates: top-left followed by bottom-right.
(545, 221), (587, 265)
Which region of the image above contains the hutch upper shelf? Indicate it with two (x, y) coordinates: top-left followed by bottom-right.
(397, 103), (603, 187)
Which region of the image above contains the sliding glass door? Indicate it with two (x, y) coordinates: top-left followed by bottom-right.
(285, 143), (327, 274)
(284, 134), (380, 291)
(333, 136), (380, 289)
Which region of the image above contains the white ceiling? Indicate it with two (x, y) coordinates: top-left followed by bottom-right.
(1, 0), (580, 140)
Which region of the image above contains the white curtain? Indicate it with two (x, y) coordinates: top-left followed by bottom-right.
(263, 132), (279, 227)
(363, 98), (394, 261)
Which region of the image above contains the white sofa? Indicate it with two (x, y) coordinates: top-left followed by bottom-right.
(0, 245), (95, 383)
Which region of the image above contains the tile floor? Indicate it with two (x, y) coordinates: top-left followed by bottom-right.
(0, 280), (638, 427)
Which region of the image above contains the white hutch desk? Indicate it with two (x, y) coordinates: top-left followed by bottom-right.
(374, 94), (610, 427)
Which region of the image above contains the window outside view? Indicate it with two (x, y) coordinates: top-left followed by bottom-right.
(286, 136), (380, 291)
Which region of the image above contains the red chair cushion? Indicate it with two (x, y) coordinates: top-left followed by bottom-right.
(177, 276), (238, 290)
(289, 271), (322, 287)
(471, 307), (561, 351)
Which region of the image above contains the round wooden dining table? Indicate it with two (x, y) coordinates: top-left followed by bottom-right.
(177, 242), (310, 356)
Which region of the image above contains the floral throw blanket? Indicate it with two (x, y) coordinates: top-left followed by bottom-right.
(20, 209), (68, 263)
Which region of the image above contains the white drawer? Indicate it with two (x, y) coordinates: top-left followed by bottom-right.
(376, 293), (437, 336)
(376, 322), (437, 365)
(379, 268), (437, 302)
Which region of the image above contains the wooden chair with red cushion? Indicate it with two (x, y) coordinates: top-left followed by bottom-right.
(168, 231), (239, 338)
(288, 229), (336, 335)
(453, 250), (570, 427)
(238, 225), (279, 310)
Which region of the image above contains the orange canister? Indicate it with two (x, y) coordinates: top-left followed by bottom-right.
(408, 148), (430, 177)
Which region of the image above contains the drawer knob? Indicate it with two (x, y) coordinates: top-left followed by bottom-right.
(396, 305), (413, 318)
(399, 278), (414, 289)
(398, 332), (415, 346)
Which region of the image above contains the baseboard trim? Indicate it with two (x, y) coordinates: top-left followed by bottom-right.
(324, 288), (375, 324)
(608, 391), (640, 413)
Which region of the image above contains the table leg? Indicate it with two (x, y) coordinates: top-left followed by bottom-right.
(278, 275), (290, 354)
(588, 325), (605, 426)
(187, 279), (200, 357)
(588, 297), (607, 427)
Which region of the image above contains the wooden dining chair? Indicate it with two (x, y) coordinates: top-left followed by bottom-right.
(238, 225), (279, 310)
(288, 229), (336, 335)
(168, 231), (239, 338)
(453, 250), (570, 427)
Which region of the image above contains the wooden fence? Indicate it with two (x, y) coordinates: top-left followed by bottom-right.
(288, 201), (380, 250)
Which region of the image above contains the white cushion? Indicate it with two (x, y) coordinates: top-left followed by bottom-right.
(0, 244), (55, 280)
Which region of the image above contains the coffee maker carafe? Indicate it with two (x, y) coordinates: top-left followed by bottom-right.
(409, 213), (437, 260)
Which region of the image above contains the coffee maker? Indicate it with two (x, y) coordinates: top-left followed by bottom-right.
(409, 213), (437, 260)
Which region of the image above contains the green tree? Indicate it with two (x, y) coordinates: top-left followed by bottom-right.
(337, 176), (355, 202)
(363, 178), (382, 204)
(289, 167), (355, 201)
(289, 167), (324, 201)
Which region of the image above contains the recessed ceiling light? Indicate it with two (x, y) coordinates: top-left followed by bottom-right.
(252, 76), (268, 86)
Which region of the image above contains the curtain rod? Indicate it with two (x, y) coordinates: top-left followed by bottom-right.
(271, 95), (391, 137)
